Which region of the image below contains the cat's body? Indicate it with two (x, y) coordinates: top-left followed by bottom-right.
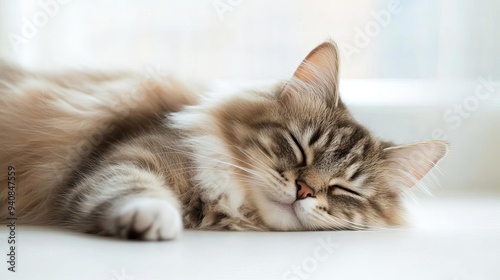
(0, 42), (448, 240)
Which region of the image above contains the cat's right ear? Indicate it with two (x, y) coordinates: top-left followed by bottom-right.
(382, 140), (449, 190)
(280, 40), (340, 106)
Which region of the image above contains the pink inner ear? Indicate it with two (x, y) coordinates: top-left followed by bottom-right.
(401, 171), (418, 187)
(384, 141), (448, 188)
(281, 41), (340, 102)
(405, 168), (427, 187)
(386, 161), (419, 188)
(292, 41), (339, 84)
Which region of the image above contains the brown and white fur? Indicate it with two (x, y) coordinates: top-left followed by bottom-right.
(0, 41), (448, 240)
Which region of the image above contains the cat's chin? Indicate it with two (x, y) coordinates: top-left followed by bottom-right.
(255, 197), (303, 231)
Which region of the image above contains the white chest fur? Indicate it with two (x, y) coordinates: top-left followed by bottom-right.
(170, 98), (249, 221)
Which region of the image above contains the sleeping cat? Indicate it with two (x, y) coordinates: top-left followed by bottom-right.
(0, 41), (448, 240)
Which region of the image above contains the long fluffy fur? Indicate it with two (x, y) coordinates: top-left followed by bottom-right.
(0, 62), (199, 224)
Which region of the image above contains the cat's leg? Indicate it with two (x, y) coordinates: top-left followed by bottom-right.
(57, 163), (182, 241)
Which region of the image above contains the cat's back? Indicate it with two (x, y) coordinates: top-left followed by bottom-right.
(0, 62), (201, 223)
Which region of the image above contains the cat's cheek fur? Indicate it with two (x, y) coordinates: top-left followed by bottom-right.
(106, 197), (183, 241)
(251, 191), (302, 231)
(183, 134), (247, 217)
(293, 198), (322, 230)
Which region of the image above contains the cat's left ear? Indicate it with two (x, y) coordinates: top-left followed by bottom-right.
(280, 40), (340, 106)
(383, 140), (449, 190)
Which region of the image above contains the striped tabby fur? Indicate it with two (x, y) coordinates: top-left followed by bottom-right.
(0, 41), (448, 240)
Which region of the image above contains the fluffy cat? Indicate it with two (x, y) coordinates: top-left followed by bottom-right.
(0, 41), (448, 240)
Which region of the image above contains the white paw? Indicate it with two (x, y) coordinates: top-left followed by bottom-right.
(113, 198), (182, 241)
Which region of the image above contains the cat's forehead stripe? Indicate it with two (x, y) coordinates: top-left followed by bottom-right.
(308, 127), (323, 146)
(332, 126), (366, 161)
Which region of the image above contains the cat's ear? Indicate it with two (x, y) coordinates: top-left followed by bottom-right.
(280, 40), (340, 106)
(383, 141), (449, 189)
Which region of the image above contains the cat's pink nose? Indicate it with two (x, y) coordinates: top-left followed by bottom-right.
(296, 179), (316, 200)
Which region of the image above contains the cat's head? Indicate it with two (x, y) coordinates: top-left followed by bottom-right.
(177, 41), (448, 231)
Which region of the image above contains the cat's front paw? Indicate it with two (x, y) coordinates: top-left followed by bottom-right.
(113, 198), (183, 241)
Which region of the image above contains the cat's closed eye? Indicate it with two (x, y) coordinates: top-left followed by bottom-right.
(288, 132), (307, 167)
(329, 184), (362, 197)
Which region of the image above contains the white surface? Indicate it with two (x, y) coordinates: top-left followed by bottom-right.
(1, 196), (499, 280)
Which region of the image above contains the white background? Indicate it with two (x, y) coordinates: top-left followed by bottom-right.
(1, 0), (500, 80)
